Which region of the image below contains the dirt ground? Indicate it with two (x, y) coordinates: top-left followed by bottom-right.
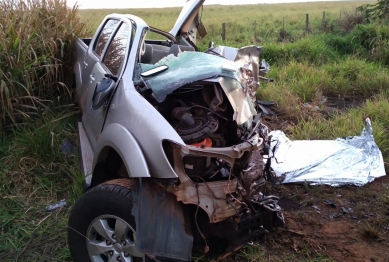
(243, 98), (389, 262)
(260, 164), (389, 262)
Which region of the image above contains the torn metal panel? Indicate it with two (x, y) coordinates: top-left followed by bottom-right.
(218, 77), (256, 126)
(133, 179), (193, 261)
(234, 45), (262, 97)
(268, 118), (386, 186)
(207, 45), (269, 76)
(165, 134), (264, 223)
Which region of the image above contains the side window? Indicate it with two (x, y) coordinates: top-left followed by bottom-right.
(103, 23), (130, 76)
(94, 19), (119, 57)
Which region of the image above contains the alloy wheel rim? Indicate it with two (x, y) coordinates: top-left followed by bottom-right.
(86, 215), (144, 262)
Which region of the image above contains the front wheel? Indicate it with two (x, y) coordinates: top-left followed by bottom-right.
(68, 179), (146, 262)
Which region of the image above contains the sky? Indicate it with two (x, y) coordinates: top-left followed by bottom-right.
(66, 0), (344, 9)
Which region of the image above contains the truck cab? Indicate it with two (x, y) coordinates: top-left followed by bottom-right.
(68, 1), (284, 261)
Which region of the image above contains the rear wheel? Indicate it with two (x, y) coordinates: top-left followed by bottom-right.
(68, 179), (146, 262)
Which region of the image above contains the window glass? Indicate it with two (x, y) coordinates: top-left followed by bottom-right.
(103, 23), (130, 75)
(94, 19), (119, 57)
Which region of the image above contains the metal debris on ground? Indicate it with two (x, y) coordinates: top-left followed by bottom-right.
(329, 213), (342, 220)
(267, 118), (386, 186)
(46, 199), (66, 211)
(277, 198), (302, 211)
(325, 200), (336, 208)
(312, 205), (320, 212)
(341, 207), (353, 214)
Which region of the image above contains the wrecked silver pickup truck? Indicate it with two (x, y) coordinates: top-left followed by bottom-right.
(67, 0), (284, 261)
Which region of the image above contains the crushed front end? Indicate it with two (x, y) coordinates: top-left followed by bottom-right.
(162, 118), (285, 256)
(136, 45), (285, 256)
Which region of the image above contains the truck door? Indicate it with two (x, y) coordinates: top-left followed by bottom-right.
(82, 21), (132, 149)
(80, 19), (120, 113)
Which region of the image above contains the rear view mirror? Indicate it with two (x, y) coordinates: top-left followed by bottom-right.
(141, 65), (168, 78)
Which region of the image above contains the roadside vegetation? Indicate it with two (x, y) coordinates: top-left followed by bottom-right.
(0, 0), (86, 133)
(2, 0), (389, 261)
(0, 0), (86, 260)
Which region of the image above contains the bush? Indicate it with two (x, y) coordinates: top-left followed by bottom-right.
(346, 24), (389, 65)
(337, 12), (365, 34)
(0, 0), (87, 133)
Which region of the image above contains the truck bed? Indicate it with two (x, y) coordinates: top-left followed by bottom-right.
(78, 38), (92, 48)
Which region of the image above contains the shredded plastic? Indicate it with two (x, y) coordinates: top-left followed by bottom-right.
(46, 199), (67, 211)
(268, 118), (386, 186)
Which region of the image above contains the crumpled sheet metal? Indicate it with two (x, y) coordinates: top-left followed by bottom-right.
(138, 51), (257, 125)
(268, 119), (386, 186)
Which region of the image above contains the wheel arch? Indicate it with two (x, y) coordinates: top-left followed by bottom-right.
(91, 123), (150, 187)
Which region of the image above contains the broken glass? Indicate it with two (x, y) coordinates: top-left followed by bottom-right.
(137, 51), (257, 125)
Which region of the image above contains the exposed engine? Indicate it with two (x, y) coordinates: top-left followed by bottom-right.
(172, 109), (218, 144)
(143, 82), (247, 182)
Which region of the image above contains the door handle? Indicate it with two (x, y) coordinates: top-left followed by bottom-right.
(89, 74), (95, 82)
(83, 61), (88, 68)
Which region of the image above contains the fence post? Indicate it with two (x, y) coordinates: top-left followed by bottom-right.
(221, 23), (226, 41)
(305, 14), (309, 34)
(282, 17), (285, 41)
(322, 11), (326, 32)
(356, 7), (358, 15)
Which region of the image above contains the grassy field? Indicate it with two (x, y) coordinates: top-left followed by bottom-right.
(79, 0), (375, 47)
(2, 0), (389, 261)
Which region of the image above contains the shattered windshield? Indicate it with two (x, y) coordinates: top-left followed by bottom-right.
(140, 52), (237, 101)
(136, 51), (256, 126)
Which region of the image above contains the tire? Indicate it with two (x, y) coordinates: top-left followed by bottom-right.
(68, 179), (147, 262)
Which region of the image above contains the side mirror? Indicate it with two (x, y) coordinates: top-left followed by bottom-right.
(92, 78), (115, 110)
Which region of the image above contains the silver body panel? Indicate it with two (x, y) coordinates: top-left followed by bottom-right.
(74, 14), (185, 179)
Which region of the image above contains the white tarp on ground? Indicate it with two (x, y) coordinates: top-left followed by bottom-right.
(268, 118), (386, 186)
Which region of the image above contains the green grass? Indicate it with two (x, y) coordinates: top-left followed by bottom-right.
(78, 1), (375, 48)
(0, 104), (84, 261)
(0, 0), (86, 260)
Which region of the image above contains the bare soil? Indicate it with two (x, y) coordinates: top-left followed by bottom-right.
(244, 99), (389, 262)
(261, 169), (389, 261)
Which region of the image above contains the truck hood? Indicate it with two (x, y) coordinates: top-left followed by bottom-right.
(169, 0), (206, 43)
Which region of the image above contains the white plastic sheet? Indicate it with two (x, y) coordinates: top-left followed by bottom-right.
(268, 118), (386, 186)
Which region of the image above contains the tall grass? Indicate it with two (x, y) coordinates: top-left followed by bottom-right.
(0, 0), (87, 133)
